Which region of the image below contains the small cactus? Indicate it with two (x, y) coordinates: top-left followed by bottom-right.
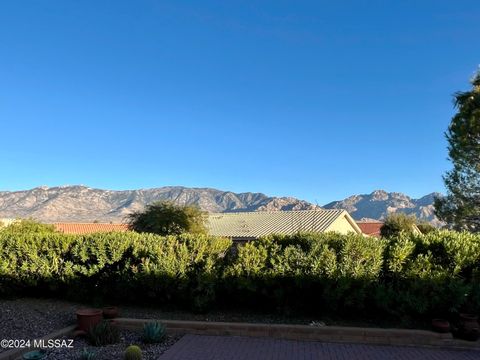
(124, 345), (142, 360)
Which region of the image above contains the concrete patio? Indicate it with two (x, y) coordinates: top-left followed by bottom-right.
(160, 334), (480, 360)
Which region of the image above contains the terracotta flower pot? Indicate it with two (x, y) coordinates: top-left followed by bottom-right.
(103, 306), (119, 319)
(76, 308), (103, 332)
(431, 319), (450, 333)
(458, 313), (479, 341)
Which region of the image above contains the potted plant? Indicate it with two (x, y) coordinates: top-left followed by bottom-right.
(456, 295), (480, 341)
(431, 319), (450, 333)
(76, 308), (103, 332)
(458, 313), (479, 341)
(103, 306), (119, 319)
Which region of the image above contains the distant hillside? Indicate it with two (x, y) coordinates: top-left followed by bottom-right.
(0, 186), (442, 225)
(0, 185), (318, 222)
(324, 190), (442, 227)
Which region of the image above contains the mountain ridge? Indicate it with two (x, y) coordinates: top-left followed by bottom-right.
(0, 185), (441, 225)
(324, 189), (442, 226)
(0, 185), (319, 222)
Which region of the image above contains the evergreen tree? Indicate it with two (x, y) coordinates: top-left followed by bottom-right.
(435, 71), (480, 231)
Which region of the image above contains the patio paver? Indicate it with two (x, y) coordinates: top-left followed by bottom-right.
(160, 334), (480, 360)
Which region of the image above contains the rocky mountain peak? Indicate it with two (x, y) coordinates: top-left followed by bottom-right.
(370, 190), (389, 201)
(0, 185), (316, 223)
(0, 185), (441, 226)
(324, 190), (442, 227)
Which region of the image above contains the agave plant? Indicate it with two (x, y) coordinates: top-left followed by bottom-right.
(142, 321), (166, 343)
(87, 320), (120, 346)
(79, 347), (96, 360)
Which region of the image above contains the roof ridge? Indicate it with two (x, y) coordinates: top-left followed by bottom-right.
(209, 209), (341, 216)
(207, 209), (355, 238)
(52, 222), (126, 224)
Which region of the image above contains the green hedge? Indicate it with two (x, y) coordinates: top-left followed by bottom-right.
(0, 230), (231, 311)
(0, 228), (479, 319)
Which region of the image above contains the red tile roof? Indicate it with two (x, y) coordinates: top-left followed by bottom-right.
(356, 222), (383, 237)
(54, 223), (130, 234)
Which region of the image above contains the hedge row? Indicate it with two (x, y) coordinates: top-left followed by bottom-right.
(0, 228), (479, 319)
(223, 232), (480, 320)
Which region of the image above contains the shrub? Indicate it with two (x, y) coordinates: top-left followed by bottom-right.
(1, 219), (57, 234)
(337, 233), (385, 279)
(142, 322), (166, 343)
(1, 227), (480, 322)
(131, 233), (231, 310)
(417, 222), (436, 234)
(87, 320), (120, 346)
(124, 345), (142, 360)
(222, 232), (386, 314)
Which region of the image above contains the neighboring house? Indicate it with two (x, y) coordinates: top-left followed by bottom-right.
(0, 219), (129, 234)
(207, 209), (362, 242)
(53, 223), (129, 234)
(411, 223), (422, 234)
(356, 221), (383, 237)
(356, 220), (422, 237)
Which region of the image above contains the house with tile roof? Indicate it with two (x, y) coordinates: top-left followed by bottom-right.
(3, 211), (363, 239)
(206, 209), (362, 242)
(355, 220), (422, 237)
(356, 221), (383, 237)
(53, 223), (129, 234)
(0, 219), (129, 234)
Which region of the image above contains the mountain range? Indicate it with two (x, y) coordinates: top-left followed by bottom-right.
(324, 190), (442, 227)
(0, 185), (441, 225)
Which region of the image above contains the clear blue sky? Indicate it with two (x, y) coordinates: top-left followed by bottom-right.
(0, 1), (479, 204)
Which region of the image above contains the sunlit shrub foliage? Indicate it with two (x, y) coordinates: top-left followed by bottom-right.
(0, 226), (479, 319)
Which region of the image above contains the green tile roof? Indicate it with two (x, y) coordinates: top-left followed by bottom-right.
(207, 209), (354, 238)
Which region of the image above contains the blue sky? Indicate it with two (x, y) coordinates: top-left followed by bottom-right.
(0, 1), (479, 204)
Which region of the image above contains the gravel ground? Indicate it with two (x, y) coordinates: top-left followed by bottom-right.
(0, 297), (315, 333)
(0, 297), (422, 333)
(120, 306), (314, 324)
(0, 296), (429, 358)
(0, 298), (77, 353)
(47, 330), (181, 360)
(118, 306), (411, 329)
